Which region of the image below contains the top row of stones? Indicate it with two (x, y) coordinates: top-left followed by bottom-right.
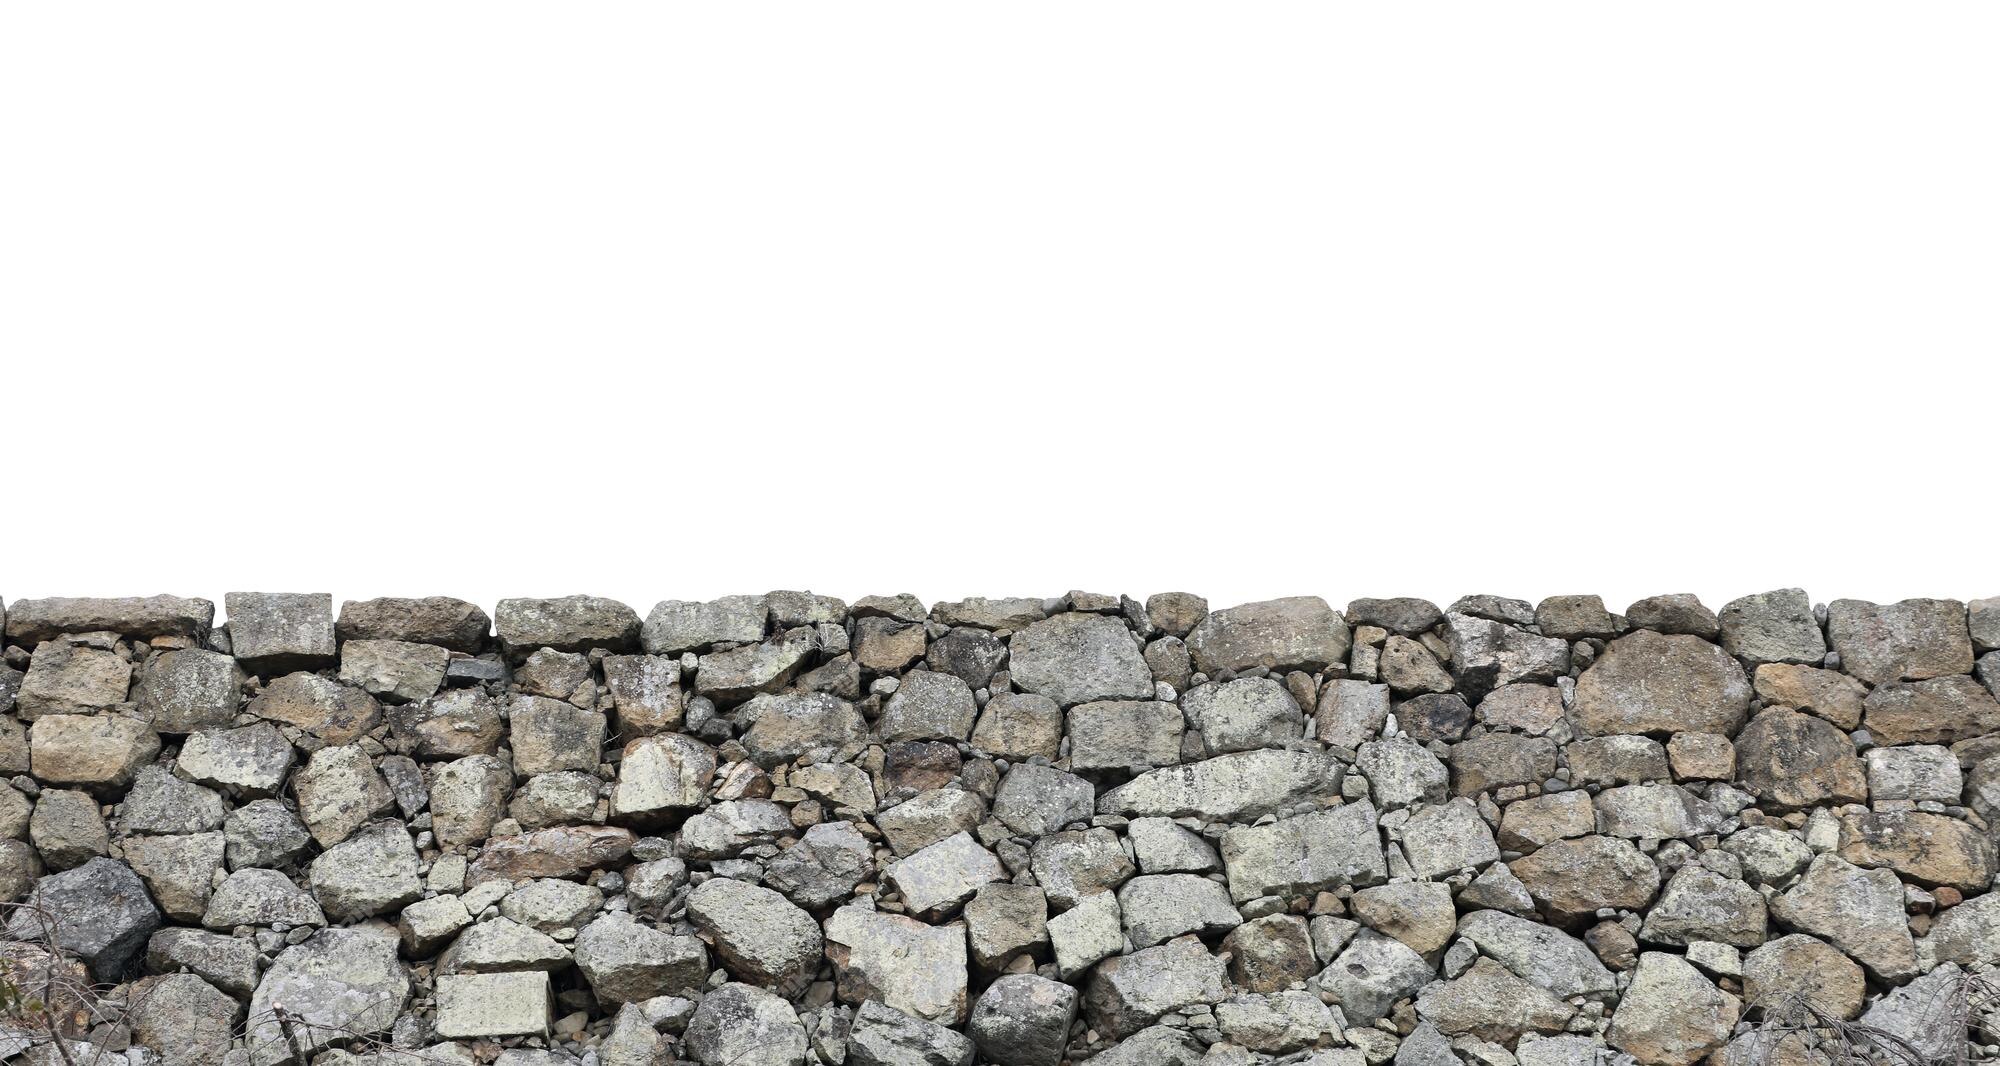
(2, 590), (1996, 682)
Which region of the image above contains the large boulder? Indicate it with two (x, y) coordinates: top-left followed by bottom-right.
(1827, 597), (1975, 685)
(1605, 952), (1740, 1066)
(823, 905), (970, 1025)
(1221, 801), (1385, 901)
(246, 927), (409, 1066)
(7, 857), (160, 980)
(1733, 707), (1867, 809)
(684, 983), (808, 1066)
(968, 974), (1077, 1066)
(685, 876), (823, 995)
(1009, 613), (1153, 708)
(1571, 631), (1751, 736)
(1187, 597), (1349, 676)
(1084, 936), (1226, 1039)
(573, 911), (707, 1006)
(1769, 854), (1917, 982)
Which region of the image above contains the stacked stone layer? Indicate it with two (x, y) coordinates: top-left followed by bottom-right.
(1, 590), (1998, 1066)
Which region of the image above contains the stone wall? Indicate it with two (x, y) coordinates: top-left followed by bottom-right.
(1, 590), (1997, 1066)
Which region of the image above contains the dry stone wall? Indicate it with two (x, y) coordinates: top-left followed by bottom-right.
(2, 590), (1999, 1066)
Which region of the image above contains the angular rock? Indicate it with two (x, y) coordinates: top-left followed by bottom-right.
(202, 867), (326, 928)
(1625, 593), (1719, 638)
(1572, 631), (1751, 736)
(254, 672), (383, 746)
(963, 882), (1049, 970)
(684, 983), (808, 1066)
(1067, 699), (1183, 773)
(16, 643), (133, 717)
(1416, 957), (1574, 1043)
(123, 831), (227, 922)
(1827, 597), (1974, 686)
(573, 911), (707, 1006)
(1117, 873), (1240, 948)
(848, 999), (976, 1066)
(1864, 743), (1962, 801)
(428, 754), (512, 847)
(642, 596), (768, 654)
(968, 974), (1076, 1066)
(135, 648), (243, 732)
(610, 733), (714, 820)
(309, 820), (422, 922)
(1316, 679), (1391, 748)
(1084, 936), (1226, 1039)
(1315, 930), (1433, 1025)
(246, 927), (410, 1066)
(127, 972), (244, 1066)
(1717, 589), (1825, 667)
(1221, 913), (1317, 992)
(600, 654), (684, 736)
(223, 798), (312, 869)
(739, 692), (868, 768)
(1733, 706), (1867, 809)
(695, 628), (816, 702)
(1476, 683), (1567, 735)
(5, 595), (213, 645)
(1593, 783), (1726, 839)
(1511, 835), (1661, 925)
(1836, 808), (1992, 892)
(1221, 800), (1385, 901)
(686, 876), (823, 994)
(508, 694), (605, 776)
(1638, 866), (1766, 947)
(294, 744), (396, 846)
(1401, 797), (1500, 878)
(146, 927), (260, 998)
(7, 857), (159, 979)
(440, 916), (571, 973)
(1008, 613), (1152, 708)
(468, 825), (634, 884)
(1456, 909), (1615, 997)
(1443, 613), (1569, 699)
(28, 714), (159, 791)
(399, 894), (472, 955)
(434, 971), (551, 1038)
(823, 905), (969, 1024)
(1182, 678), (1304, 755)
(337, 640), (448, 704)
(926, 627), (1009, 690)
(1351, 881), (1455, 956)
(678, 798), (791, 859)
(1127, 816), (1220, 873)
(494, 595), (640, 656)
(178, 722), (294, 798)
(1187, 597), (1350, 676)
(1769, 853), (1917, 981)
(1741, 934), (1865, 1020)
(1498, 790), (1595, 851)
(879, 669), (979, 742)
(1029, 827), (1134, 910)
(119, 764), (226, 834)
(30, 788), (108, 870)
(1605, 952), (1740, 1066)
(1862, 674), (2000, 746)
(1047, 889), (1124, 978)
(1451, 732), (1556, 797)
(970, 692), (1064, 762)
(887, 832), (1005, 918)
(225, 592), (336, 675)
(337, 596), (490, 652)
(1356, 737), (1448, 809)
(1752, 662), (1867, 730)
(1099, 748), (1342, 822)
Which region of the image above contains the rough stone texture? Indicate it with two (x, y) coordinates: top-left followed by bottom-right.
(1, 585), (1995, 1066)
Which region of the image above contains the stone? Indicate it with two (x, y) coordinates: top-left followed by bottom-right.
(642, 596), (768, 654)
(1498, 790), (1595, 851)
(28, 714), (159, 791)
(1029, 827), (1134, 910)
(440, 916), (571, 973)
(1085, 1028), (1205, 1066)
(1567, 735), (1670, 786)
(1381, 635), (1456, 694)
(120, 764), (224, 834)
(1718, 589), (1825, 667)
(5, 595), (213, 644)
(986, 764), (1089, 838)
(255, 672), (384, 746)
(1356, 737), (1449, 808)
(876, 788), (986, 856)
(847, 999), (976, 1066)
(1638, 866), (1767, 947)
(1084, 936), (1226, 1038)
(429, 754), (513, 847)
(1476, 683), (1566, 735)
(1450, 733), (1556, 796)
(1401, 797), (1500, 878)
(1604, 953), (1739, 1066)
(600, 654), (684, 736)
(1769, 854), (1917, 981)
(146, 927), (260, 997)
(1741, 934), (1864, 1020)
(337, 596), (491, 652)
(7, 857), (159, 979)
(1922, 889), (2000, 968)
(508, 694), (605, 775)
(1827, 597), (1974, 685)
(309, 820), (422, 921)
(399, 894), (473, 955)
(1221, 800), (1384, 901)
(610, 733), (715, 820)
(573, 911), (707, 1006)
(678, 798), (791, 859)
(932, 597), (1048, 630)
(30, 788), (108, 869)
(964, 882), (1049, 969)
(970, 692), (1064, 761)
(686, 876), (823, 993)
(495, 595), (641, 656)
(1836, 808), (1992, 892)
(1865, 743), (1962, 801)
(739, 691), (869, 767)
(1752, 663), (1867, 730)
(967, 974), (1076, 1066)
(853, 616), (929, 672)
(1221, 913), (1316, 992)
(508, 770), (600, 828)
(879, 669), (979, 742)
(123, 831), (226, 922)
(887, 832), (1005, 918)
(1455, 909), (1615, 997)
(1397, 692), (1473, 743)
(500, 877), (602, 931)
(926, 627), (1009, 690)
(1625, 593), (1719, 638)
(178, 722), (294, 798)
(17, 642), (132, 717)
(134, 648), (243, 732)
(337, 639), (448, 704)
(1720, 825), (1812, 886)
(223, 798), (313, 869)
(434, 972), (551, 1038)
(1181, 677), (1304, 755)
(1099, 748), (1342, 822)
(225, 592), (336, 674)
(1667, 731), (1734, 780)
(1344, 597), (1442, 635)
(1443, 613), (1570, 699)
(1593, 783), (1726, 839)
(1047, 889), (1124, 977)
(468, 825), (635, 883)
(1316, 679), (1391, 748)
(294, 744), (396, 846)
(693, 628), (816, 701)
(1416, 957), (1574, 1043)
(1008, 613), (1152, 708)
(1067, 699), (1183, 772)
(1855, 964), (1970, 1065)
(127, 972), (243, 1066)
(1215, 990), (1340, 1053)
(824, 905), (969, 1024)
(1147, 592), (1211, 637)
(684, 983), (808, 1066)
(1316, 930), (1433, 1025)
(1127, 816), (1220, 873)
(1117, 873), (1240, 948)
(1187, 597), (1350, 676)
(203, 867), (326, 928)
(246, 927), (412, 1066)
(1733, 707), (1867, 809)
(1571, 631), (1750, 736)
(1863, 674), (2000, 745)
(1510, 835), (1661, 926)
(1351, 881), (1455, 955)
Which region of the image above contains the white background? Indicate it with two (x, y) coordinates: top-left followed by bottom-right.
(3, 2), (1995, 621)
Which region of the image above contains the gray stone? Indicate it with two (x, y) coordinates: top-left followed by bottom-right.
(1566, 735), (1669, 787)
(684, 983), (807, 1066)
(967, 974), (1076, 1066)
(434, 972), (551, 1038)
(694, 627), (816, 702)
(1216, 989), (1341, 1052)
(1451, 732), (1557, 797)
(677, 798), (791, 859)
(225, 592), (336, 675)
(254, 671), (384, 746)
(573, 911), (707, 1006)
(494, 595), (641, 656)
(1117, 873), (1240, 948)
(824, 904), (969, 1024)
(1186, 597), (1349, 677)
(1415, 957), (1573, 1044)
(438, 916), (570, 973)
(1381, 635), (1457, 694)
(1638, 866), (1766, 947)
(178, 722), (294, 798)
(336, 596), (490, 652)
(848, 999), (975, 1066)
(1067, 699), (1183, 773)
(991, 764), (1093, 838)
(5, 595), (213, 645)
(1351, 880), (1455, 956)
(135, 649), (243, 732)
(385, 687), (501, 757)
(1863, 673), (2000, 745)
(1769, 853), (1917, 981)
(399, 894), (473, 956)
(1733, 707), (1867, 809)
(879, 669), (979, 742)
(429, 754), (513, 847)
(8, 857), (160, 979)
(146, 926), (260, 997)
(1029, 827), (1134, 910)
(337, 640), (448, 704)
(970, 691), (1064, 762)
(1455, 909), (1615, 997)
(963, 882), (1049, 970)
(1009, 613), (1152, 708)
(1593, 783), (1726, 840)
(293, 744), (396, 846)
(1401, 797), (1500, 878)
(1864, 743), (1962, 801)
(1718, 589), (1825, 667)
(1084, 936), (1226, 1038)
(1827, 597), (1974, 686)
(123, 831), (226, 922)
(508, 694), (605, 776)
(887, 831), (1004, 918)
(1083, 1027), (1204, 1066)
(1742, 933), (1865, 1020)
(642, 596), (768, 654)
(309, 821), (422, 922)
(686, 876), (823, 994)
(1510, 835), (1661, 925)
(1356, 737), (1449, 808)
(739, 692), (868, 768)
(1443, 613), (1570, 699)
(1316, 679), (1390, 748)
(128, 972), (243, 1066)
(27, 788), (104, 872)
(1047, 887), (1124, 978)
(1316, 930), (1433, 1025)
(120, 764), (226, 835)
(1182, 677), (1304, 755)
(1127, 816), (1219, 873)
(1222, 800), (1384, 902)
(763, 820), (875, 909)
(601, 654), (684, 736)
(17, 642), (132, 717)
(926, 627), (1009, 690)
(1625, 593), (1719, 638)
(223, 798), (313, 869)
(246, 927), (410, 1066)
(1571, 631), (1751, 736)
(610, 733), (714, 820)
(1099, 748), (1343, 822)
